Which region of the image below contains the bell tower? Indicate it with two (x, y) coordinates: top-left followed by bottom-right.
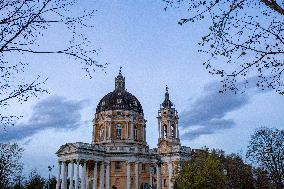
(157, 86), (180, 154)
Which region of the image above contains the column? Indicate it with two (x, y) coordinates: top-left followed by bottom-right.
(149, 165), (153, 188)
(93, 124), (96, 142)
(93, 162), (98, 189)
(126, 122), (129, 139)
(100, 162), (105, 189)
(130, 122), (134, 139)
(70, 161), (74, 189)
(168, 121), (171, 138)
(126, 161), (131, 189)
(75, 160), (79, 189)
(56, 161), (61, 189)
(176, 121), (179, 139)
(81, 160), (87, 189)
(135, 162), (139, 189)
(61, 161), (67, 189)
(104, 125), (107, 142)
(158, 120), (161, 138)
(161, 122), (164, 138)
(168, 161), (173, 189)
(144, 125), (146, 142)
(108, 123), (111, 140)
(157, 164), (161, 189)
(105, 161), (110, 189)
(86, 165), (89, 189)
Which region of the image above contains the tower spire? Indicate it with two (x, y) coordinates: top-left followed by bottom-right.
(115, 67), (125, 90)
(162, 85), (173, 108)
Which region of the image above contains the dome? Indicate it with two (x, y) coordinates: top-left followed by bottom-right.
(96, 70), (143, 114)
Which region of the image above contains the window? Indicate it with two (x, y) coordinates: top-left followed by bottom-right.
(164, 179), (167, 187)
(163, 124), (168, 138)
(171, 124), (175, 138)
(117, 111), (121, 115)
(116, 125), (122, 139)
(134, 127), (138, 140)
(115, 161), (121, 169)
(117, 99), (122, 103)
(142, 164), (146, 171)
(99, 129), (105, 141)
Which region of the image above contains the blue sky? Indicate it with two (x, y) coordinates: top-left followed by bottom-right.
(2, 0), (284, 177)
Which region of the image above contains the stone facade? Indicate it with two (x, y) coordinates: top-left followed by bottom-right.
(56, 70), (191, 189)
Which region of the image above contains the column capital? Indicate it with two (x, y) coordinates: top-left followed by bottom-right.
(105, 160), (110, 164)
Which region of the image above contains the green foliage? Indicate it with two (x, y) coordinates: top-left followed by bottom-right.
(174, 147), (274, 189)
(174, 150), (226, 189)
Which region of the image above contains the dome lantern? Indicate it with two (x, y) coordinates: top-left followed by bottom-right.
(115, 67), (125, 90)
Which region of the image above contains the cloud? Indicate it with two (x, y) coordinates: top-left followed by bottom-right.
(0, 96), (87, 142)
(179, 82), (249, 140)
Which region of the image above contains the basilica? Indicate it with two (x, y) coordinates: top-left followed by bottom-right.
(55, 70), (191, 189)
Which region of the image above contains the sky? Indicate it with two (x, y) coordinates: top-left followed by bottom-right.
(1, 0), (284, 178)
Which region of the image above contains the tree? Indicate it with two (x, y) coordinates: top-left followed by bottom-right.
(253, 168), (273, 189)
(46, 176), (57, 189)
(0, 0), (106, 128)
(247, 127), (284, 189)
(223, 154), (254, 189)
(164, 0), (284, 94)
(0, 143), (23, 189)
(25, 169), (45, 189)
(174, 149), (226, 189)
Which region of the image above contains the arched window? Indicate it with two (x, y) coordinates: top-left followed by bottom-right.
(100, 128), (105, 141)
(171, 124), (175, 138)
(134, 127), (138, 140)
(116, 125), (122, 139)
(163, 124), (168, 138)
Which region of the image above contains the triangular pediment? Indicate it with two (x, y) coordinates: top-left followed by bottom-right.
(56, 143), (78, 155)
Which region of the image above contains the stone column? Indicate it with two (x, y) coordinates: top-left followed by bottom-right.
(144, 125), (146, 142)
(108, 123), (111, 140)
(100, 162), (105, 189)
(135, 161), (139, 189)
(126, 121), (129, 139)
(161, 123), (164, 139)
(81, 160), (87, 189)
(157, 164), (161, 189)
(104, 125), (107, 142)
(93, 124), (97, 142)
(168, 161), (173, 189)
(168, 121), (171, 138)
(56, 161), (61, 189)
(75, 160), (79, 189)
(176, 121), (179, 139)
(70, 161), (74, 189)
(93, 162), (98, 189)
(105, 161), (110, 189)
(126, 161), (131, 189)
(130, 122), (134, 139)
(61, 161), (67, 189)
(158, 119), (161, 138)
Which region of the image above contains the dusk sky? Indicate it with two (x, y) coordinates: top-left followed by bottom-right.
(2, 0), (284, 177)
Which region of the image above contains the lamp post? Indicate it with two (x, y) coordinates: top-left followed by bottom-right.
(48, 165), (54, 189)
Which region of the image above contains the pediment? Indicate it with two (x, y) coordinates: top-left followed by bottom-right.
(56, 143), (78, 155)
